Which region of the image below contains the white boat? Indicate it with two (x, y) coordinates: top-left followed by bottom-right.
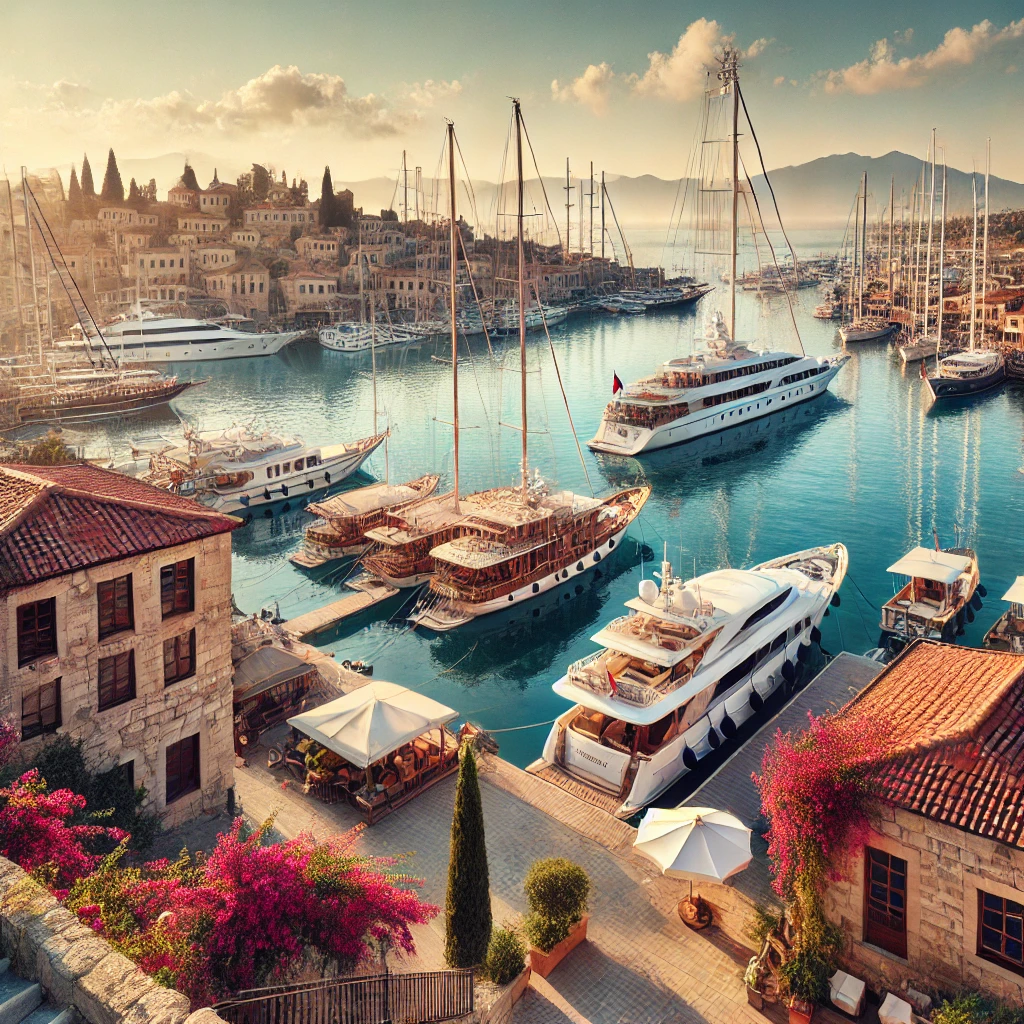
(618, 284), (712, 309)
(71, 314), (305, 363)
(839, 317), (898, 344)
(494, 303), (568, 335)
(600, 296), (647, 315)
(529, 543), (848, 818)
(318, 321), (424, 353)
(143, 424), (386, 514)
(588, 312), (848, 457)
(898, 335), (945, 364)
(812, 303), (838, 320)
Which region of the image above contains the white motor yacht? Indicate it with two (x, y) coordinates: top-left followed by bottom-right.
(839, 317), (898, 344)
(494, 303), (568, 335)
(529, 544), (848, 818)
(588, 312), (849, 457)
(143, 424), (386, 514)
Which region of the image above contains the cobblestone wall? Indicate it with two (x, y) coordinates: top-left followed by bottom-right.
(824, 802), (1024, 1003)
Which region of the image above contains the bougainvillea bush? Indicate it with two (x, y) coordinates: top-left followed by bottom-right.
(64, 819), (438, 1006)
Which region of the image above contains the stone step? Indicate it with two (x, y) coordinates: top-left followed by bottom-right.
(0, 974), (41, 1024)
(20, 1009), (68, 1024)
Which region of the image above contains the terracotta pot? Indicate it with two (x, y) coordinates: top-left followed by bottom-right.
(528, 916), (589, 978)
(788, 998), (814, 1024)
(746, 985), (764, 1011)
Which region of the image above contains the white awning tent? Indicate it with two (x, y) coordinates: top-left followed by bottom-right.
(633, 807), (752, 883)
(288, 681), (458, 769)
(886, 546), (971, 585)
(1003, 577), (1024, 605)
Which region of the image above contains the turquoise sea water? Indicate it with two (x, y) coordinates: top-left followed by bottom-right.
(57, 234), (1024, 773)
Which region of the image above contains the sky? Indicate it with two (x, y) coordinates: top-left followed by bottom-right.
(2, 0), (1023, 196)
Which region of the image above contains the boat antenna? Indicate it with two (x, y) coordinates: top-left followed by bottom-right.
(513, 98), (529, 502)
(447, 118), (461, 513)
(716, 48), (740, 340)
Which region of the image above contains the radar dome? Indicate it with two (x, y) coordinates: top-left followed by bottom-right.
(675, 588), (699, 614)
(638, 579), (659, 605)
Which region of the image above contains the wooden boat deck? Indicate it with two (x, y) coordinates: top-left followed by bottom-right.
(525, 760), (625, 817)
(282, 574), (398, 639)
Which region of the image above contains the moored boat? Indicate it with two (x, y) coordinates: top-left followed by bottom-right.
(924, 349), (1005, 400)
(527, 543), (847, 818)
(839, 317), (898, 344)
(983, 578), (1023, 653)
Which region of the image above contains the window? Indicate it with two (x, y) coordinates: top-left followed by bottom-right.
(979, 891), (1024, 974)
(864, 847), (907, 958)
(22, 678), (61, 739)
(166, 733), (200, 802)
(299, 284), (306, 294)
(164, 629), (196, 685)
(118, 760), (135, 791)
(98, 574), (134, 639)
(160, 558), (194, 618)
(98, 650), (136, 711)
(741, 588), (792, 633)
(17, 597), (57, 666)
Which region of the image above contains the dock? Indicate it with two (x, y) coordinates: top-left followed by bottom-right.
(282, 574), (399, 639)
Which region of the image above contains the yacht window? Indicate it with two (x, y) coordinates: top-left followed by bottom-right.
(294, 458), (303, 471)
(274, 466), (280, 477)
(740, 590), (792, 632)
(266, 468), (273, 480)
(308, 454), (318, 467)
(283, 462), (291, 473)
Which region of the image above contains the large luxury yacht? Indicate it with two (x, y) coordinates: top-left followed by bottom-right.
(527, 543), (848, 818)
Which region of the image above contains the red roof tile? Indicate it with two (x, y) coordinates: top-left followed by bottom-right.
(844, 640), (1024, 848)
(0, 463), (240, 593)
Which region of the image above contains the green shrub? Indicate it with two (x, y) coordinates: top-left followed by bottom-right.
(992, 1004), (1024, 1024)
(746, 905), (783, 948)
(523, 858), (589, 925)
(779, 950), (831, 1005)
(482, 926), (527, 985)
(933, 993), (993, 1024)
(523, 912), (572, 954)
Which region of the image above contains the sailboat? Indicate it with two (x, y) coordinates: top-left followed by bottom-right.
(925, 148), (1005, 401)
(588, 50), (848, 458)
(406, 103), (650, 631)
(839, 172), (897, 344)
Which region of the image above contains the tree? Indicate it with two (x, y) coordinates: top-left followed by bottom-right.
(67, 165), (82, 214)
(100, 148), (124, 203)
(128, 178), (142, 205)
(80, 153), (95, 198)
(320, 166), (336, 228)
(142, 178), (157, 203)
(444, 742), (491, 967)
(251, 164), (272, 202)
(0, 429), (78, 466)
(181, 162), (200, 192)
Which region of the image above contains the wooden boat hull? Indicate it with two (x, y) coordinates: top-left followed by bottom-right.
(17, 379), (200, 424)
(926, 363), (1006, 400)
(983, 611), (1024, 653)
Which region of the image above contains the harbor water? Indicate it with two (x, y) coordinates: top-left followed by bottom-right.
(54, 234), (1024, 771)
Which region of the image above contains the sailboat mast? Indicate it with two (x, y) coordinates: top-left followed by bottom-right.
(514, 100), (529, 501)
(925, 131), (936, 333)
(20, 168), (43, 364)
(402, 150), (409, 224)
(937, 159), (946, 351)
(859, 171), (867, 319)
(600, 170), (606, 260)
(366, 254), (378, 433)
(447, 121), (460, 512)
(982, 138), (990, 341)
(564, 158), (571, 258)
(970, 169), (978, 351)
(589, 161), (594, 255)
(719, 48), (740, 340)
(887, 175), (894, 301)
(849, 185), (859, 321)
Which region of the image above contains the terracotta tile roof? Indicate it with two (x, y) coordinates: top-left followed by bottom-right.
(0, 463), (240, 593)
(844, 640), (1024, 848)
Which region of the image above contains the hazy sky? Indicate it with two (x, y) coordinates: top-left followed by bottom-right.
(2, 0), (1022, 193)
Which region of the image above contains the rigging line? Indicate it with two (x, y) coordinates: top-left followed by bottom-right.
(452, 132), (482, 231)
(518, 116), (563, 252)
(844, 572), (880, 611)
(486, 718), (558, 733)
(456, 195), (494, 357)
(533, 280), (592, 494)
(664, 68), (709, 265)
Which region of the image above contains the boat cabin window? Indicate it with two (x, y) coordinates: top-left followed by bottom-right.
(283, 462), (291, 473)
(740, 588), (792, 633)
(914, 578), (944, 604)
(266, 467), (273, 480)
(639, 712), (678, 754)
(294, 458), (304, 471)
(307, 454), (319, 467)
(714, 653), (756, 698)
(275, 466), (281, 477)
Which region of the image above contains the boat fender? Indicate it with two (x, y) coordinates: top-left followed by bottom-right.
(823, 607), (830, 617)
(781, 660), (796, 683)
(324, 472), (331, 484)
(831, 593), (841, 608)
(977, 584), (988, 598)
(281, 484), (289, 497)
(594, 552), (601, 563)
(810, 625), (822, 644)
(707, 728), (721, 750)
(239, 494), (250, 506)
(577, 561), (584, 572)
(609, 538), (615, 548)
(308, 480), (314, 488)
(971, 592), (983, 611)
(682, 746), (699, 771)
(956, 625), (965, 637)
(720, 715), (736, 738)
(797, 643), (810, 664)
(957, 609), (965, 627)
(749, 691), (764, 713)
(966, 606), (975, 624)
(263, 488), (272, 501)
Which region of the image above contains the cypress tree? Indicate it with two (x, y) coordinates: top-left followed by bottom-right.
(444, 742), (491, 968)
(128, 178), (141, 205)
(320, 166), (335, 229)
(181, 162), (200, 192)
(80, 154), (95, 198)
(100, 148), (124, 202)
(67, 165), (82, 213)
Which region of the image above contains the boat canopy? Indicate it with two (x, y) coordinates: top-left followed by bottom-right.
(233, 645), (314, 702)
(886, 546), (971, 585)
(287, 681), (458, 768)
(1002, 577), (1024, 604)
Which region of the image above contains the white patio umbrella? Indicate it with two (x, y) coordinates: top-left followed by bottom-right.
(633, 806), (753, 883)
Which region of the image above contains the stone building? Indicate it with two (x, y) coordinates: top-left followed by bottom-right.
(278, 266), (340, 311)
(203, 257), (270, 316)
(135, 245), (188, 302)
(295, 235), (341, 263)
(824, 640), (1024, 1003)
(0, 463), (239, 827)
(242, 205), (317, 234)
(177, 212), (229, 236)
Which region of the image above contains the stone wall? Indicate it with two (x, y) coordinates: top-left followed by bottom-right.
(1, 532), (235, 828)
(0, 854), (225, 1024)
(824, 801), (1024, 1003)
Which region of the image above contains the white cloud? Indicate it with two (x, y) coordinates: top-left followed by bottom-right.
(551, 62), (615, 114)
(824, 18), (1024, 94)
(399, 78), (463, 108)
(745, 37), (773, 59)
(773, 75), (786, 87)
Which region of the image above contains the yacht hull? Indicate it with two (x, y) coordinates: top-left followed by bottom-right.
(588, 356), (848, 457)
(107, 331), (304, 363)
(839, 323), (898, 344)
(925, 364), (1006, 400)
(18, 379), (200, 424)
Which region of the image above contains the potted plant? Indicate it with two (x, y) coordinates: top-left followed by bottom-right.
(744, 957), (765, 1011)
(522, 858), (590, 978)
(780, 950), (831, 1024)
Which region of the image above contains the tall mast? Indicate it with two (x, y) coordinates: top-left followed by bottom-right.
(5, 175), (24, 333)
(402, 150), (408, 224)
(970, 168), (978, 351)
(717, 48), (740, 340)
(914, 165), (925, 335)
(859, 170), (867, 318)
(366, 254), (378, 435)
(887, 175), (894, 301)
(849, 184), (858, 321)
(600, 170), (606, 260)
(588, 161), (594, 255)
(564, 158), (572, 260)
(514, 100), (529, 501)
(447, 120), (460, 512)
(982, 138), (990, 341)
(20, 168), (43, 364)
(937, 158), (946, 352)
(925, 130), (936, 333)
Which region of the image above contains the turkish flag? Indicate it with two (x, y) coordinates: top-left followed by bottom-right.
(612, 372), (623, 395)
(607, 668), (618, 694)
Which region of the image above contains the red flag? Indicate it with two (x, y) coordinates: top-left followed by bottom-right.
(612, 372), (623, 395)
(920, 359), (928, 381)
(607, 668), (618, 694)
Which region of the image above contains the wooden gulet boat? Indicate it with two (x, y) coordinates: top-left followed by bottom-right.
(983, 578), (1021, 653)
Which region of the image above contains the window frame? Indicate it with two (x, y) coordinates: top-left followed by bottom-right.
(863, 846), (908, 959)
(165, 733), (200, 803)
(163, 628), (197, 686)
(22, 677), (61, 740)
(978, 889), (1024, 977)
(160, 558), (195, 619)
(97, 573), (134, 640)
(16, 597), (57, 667)
(98, 649), (137, 711)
